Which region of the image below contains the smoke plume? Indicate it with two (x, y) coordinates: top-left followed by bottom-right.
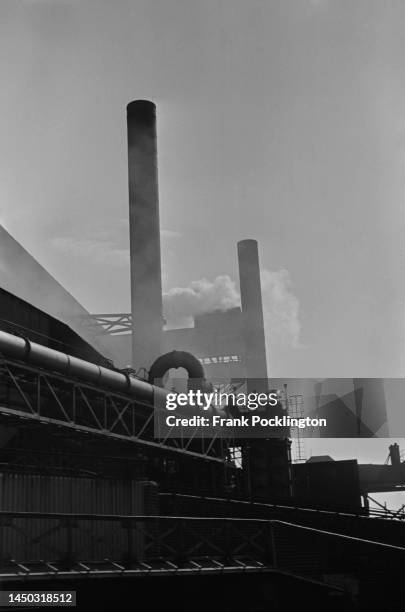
(163, 275), (239, 328)
(164, 269), (302, 350)
(260, 268), (303, 349)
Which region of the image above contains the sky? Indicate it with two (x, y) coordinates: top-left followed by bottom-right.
(1, 1), (405, 501)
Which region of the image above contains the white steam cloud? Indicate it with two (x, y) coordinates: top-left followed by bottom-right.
(260, 268), (303, 349)
(163, 269), (303, 350)
(163, 275), (239, 328)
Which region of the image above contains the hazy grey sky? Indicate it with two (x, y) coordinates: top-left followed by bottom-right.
(1, 0), (405, 383)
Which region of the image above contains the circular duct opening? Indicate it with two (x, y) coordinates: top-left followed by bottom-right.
(148, 350), (205, 386)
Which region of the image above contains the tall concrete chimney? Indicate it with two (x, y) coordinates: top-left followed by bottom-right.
(237, 239), (268, 385)
(127, 100), (162, 370)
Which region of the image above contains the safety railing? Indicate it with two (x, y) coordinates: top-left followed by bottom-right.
(159, 492), (405, 521)
(0, 511), (403, 580)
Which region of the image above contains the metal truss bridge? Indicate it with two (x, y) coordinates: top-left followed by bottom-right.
(0, 354), (233, 463)
(87, 314), (132, 336)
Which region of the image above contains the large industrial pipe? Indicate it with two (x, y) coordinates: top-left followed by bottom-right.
(0, 330), (226, 422)
(237, 240), (268, 387)
(0, 329), (167, 405)
(127, 100), (163, 371)
(148, 350), (206, 386)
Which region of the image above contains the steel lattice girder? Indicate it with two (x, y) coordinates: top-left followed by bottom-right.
(0, 357), (233, 463)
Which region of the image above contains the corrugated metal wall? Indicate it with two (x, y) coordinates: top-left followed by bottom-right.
(0, 474), (155, 514)
(0, 474), (158, 564)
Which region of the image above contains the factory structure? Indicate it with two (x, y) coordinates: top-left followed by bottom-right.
(0, 100), (403, 609)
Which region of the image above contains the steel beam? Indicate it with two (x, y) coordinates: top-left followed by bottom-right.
(0, 358), (233, 463)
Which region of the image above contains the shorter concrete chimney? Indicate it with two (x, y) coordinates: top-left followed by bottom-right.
(237, 239), (268, 385)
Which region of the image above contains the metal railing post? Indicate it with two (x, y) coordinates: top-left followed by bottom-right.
(59, 517), (75, 571)
(176, 519), (186, 566)
(223, 519), (232, 564)
(122, 518), (135, 569)
(270, 521), (278, 569)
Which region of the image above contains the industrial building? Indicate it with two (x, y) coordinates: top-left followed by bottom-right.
(0, 100), (403, 610)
